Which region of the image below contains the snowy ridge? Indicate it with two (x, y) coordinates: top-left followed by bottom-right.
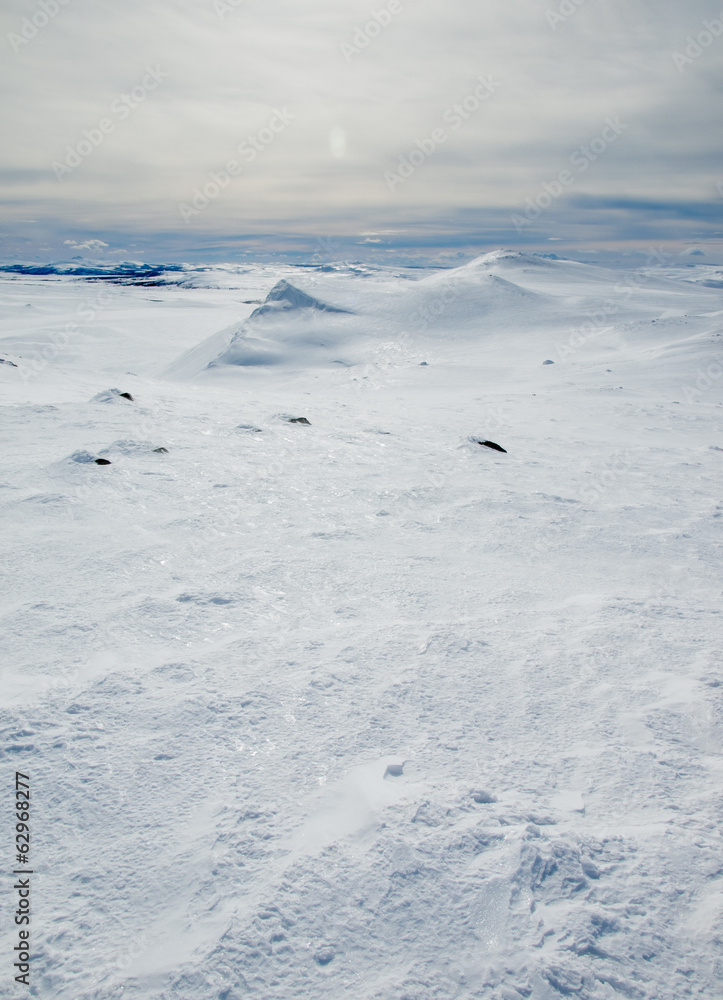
(209, 280), (359, 369)
(250, 279), (352, 317)
(1, 255), (722, 1000)
(0, 259), (406, 290)
(0, 259), (186, 283)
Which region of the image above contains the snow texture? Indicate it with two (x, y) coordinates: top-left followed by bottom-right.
(1, 252), (722, 1000)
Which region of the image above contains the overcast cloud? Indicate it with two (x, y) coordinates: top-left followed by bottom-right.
(2, 0), (722, 261)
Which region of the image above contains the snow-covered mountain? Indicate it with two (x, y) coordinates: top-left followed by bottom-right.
(1, 252), (722, 1000)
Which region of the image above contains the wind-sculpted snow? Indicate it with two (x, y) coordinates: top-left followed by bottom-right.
(196, 270), (558, 373)
(1, 252), (722, 1000)
(205, 280), (357, 368)
(252, 279), (353, 317)
(211, 280), (360, 369)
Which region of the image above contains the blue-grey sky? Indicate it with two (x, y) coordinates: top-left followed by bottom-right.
(2, 0), (723, 262)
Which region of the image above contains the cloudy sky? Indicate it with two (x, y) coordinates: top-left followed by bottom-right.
(2, 0), (722, 262)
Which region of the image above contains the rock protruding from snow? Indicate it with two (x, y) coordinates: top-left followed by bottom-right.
(470, 438), (507, 453)
(92, 388), (135, 404)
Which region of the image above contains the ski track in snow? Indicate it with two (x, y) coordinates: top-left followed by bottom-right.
(0, 252), (722, 1000)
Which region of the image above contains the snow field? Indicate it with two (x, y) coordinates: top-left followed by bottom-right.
(0, 253), (722, 999)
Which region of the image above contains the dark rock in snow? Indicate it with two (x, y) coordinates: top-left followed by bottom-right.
(543, 359), (555, 365)
(93, 388), (135, 403)
(153, 447), (169, 453)
(0, 358), (18, 367)
(420, 361), (428, 366)
(473, 439), (507, 453)
(94, 458), (112, 465)
(287, 417), (311, 425)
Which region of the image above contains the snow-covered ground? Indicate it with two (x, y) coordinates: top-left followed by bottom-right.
(1, 251), (722, 1000)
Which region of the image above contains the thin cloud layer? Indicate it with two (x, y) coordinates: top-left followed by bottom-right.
(1, 0), (722, 260)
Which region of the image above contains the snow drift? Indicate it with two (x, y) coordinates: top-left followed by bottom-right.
(2, 250), (722, 1000)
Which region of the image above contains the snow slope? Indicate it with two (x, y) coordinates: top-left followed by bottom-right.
(1, 253), (722, 1000)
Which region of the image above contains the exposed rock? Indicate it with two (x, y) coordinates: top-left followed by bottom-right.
(92, 388), (135, 403)
(472, 438), (507, 453)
